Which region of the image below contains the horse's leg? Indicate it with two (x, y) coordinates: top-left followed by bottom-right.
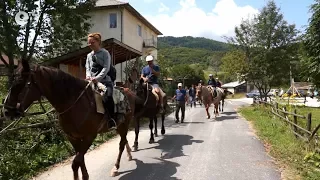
(206, 104), (210, 119)
(222, 99), (224, 112)
(69, 135), (96, 180)
(132, 117), (140, 152)
(149, 117), (155, 144)
(153, 116), (158, 137)
(219, 102), (221, 112)
(68, 139), (81, 180)
(111, 121), (131, 177)
(161, 112), (166, 135)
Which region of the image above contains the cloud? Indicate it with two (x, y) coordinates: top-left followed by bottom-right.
(158, 2), (170, 13)
(144, 0), (259, 41)
(143, 0), (156, 3)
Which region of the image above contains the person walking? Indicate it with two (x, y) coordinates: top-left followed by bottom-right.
(189, 84), (196, 107)
(172, 83), (187, 123)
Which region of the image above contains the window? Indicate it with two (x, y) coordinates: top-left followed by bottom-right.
(151, 35), (155, 43)
(109, 13), (117, 28)
(137, 25), (142, 37)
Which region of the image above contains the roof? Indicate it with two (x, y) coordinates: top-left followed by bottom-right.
(42, 38), (142, 66)
(95, 0), (162, 35)
(221, 81), (246, 88)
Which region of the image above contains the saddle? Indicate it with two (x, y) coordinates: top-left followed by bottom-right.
(90, 82), (131, 115)
(207, 86), (218, 99)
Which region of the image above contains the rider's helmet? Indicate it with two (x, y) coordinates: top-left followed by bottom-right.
(146, 55), (153, 61)
(216, 77), (219, 80)
(209, 74), (213, 77)
(199, 80), (203, 83)
(178, 83), (183, 87)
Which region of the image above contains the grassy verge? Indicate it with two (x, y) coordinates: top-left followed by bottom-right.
(239, 105), (320, 180)
(226, 92), (246, 99)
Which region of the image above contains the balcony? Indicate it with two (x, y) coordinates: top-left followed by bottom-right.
(143, 38), (157, 49)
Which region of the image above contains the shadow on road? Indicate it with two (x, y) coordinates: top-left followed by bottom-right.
(221, 111), (237, 116)
(217, 115), (238, 121)
(155, 134), (203, 159)
(119, 158), (180, 180)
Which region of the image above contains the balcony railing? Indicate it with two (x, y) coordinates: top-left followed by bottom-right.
(143, 38), (157, 48)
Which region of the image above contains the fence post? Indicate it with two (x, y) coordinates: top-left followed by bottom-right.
(293, 109), (298, 138)
(307, 113), (312, 132)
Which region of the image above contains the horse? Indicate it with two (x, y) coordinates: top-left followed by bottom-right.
(124, 67), (168, 151)
(196, 85), (225, 119)
(2, 59), (135, 179)
(218, 88), (233, 112)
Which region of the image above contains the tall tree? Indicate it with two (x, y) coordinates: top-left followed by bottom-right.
(227, 0), (298, 99)
(0, 0), (95, 86)
(302, 0), (320, 88)
(221, 49), (248, 81)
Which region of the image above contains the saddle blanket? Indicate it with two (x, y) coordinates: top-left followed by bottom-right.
(91, 82), (130, 115)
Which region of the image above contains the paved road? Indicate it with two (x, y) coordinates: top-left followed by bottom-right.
(34, 99), (281, 180)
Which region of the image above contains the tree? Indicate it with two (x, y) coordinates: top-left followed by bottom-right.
(221, 50), (248, 81)
(302, 0), (320, 88)
(0, 0), (95, 86)
(227, 0), (298, 99)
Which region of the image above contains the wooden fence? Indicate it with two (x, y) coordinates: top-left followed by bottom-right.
(257, 100), (320, 144)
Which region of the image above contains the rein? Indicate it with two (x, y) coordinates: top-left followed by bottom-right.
(57, 81), (93, 115)
(143, 83), (149, 106)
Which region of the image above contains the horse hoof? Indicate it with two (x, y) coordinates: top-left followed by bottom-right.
(127, 155), (133, 161)
(132, 145), (138, 152)
(161, 129), (165, 135)
(207, 116), (210, 119)
(154, 133), (158, 137)
(82, 175), (89, 180)
(110, 167), (119, 177)
(149, 139), (155, 144)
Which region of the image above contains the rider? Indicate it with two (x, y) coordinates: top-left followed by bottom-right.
(207, 74), (217, 97)
(85, 32), (116, 124)
(141, 55), (165, 113)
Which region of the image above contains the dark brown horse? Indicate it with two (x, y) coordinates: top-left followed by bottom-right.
(3, 59), (135, 179)
(125, 68), (168, 151)
(196, 85), (226, 119)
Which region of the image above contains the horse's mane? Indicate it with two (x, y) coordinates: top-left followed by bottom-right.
(37, 65), (89, 102)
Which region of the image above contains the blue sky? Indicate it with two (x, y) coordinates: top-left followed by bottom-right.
(127, 0), (314, 41)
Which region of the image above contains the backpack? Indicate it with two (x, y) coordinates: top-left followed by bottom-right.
(107, 63), (116, 82)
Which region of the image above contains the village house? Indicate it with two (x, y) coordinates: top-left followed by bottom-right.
(43, 0), (162, 84)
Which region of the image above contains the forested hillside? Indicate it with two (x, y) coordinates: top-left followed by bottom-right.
(157, 36), (231, 83)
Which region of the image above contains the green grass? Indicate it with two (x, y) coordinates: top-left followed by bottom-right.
(239, 105), (320, 180)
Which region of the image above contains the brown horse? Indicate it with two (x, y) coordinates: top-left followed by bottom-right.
(196, 85), (225, 119)
(125, 68), (168, 151)
(3, 59), (135, 179)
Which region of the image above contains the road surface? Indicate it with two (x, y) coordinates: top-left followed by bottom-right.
(33, 99), (281, 180)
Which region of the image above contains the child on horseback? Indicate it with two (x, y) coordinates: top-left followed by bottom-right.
(141, 55), (166, 113)
(85, 32), (116, 124)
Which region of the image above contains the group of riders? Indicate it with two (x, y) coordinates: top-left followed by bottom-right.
(85, 32), (223, 125)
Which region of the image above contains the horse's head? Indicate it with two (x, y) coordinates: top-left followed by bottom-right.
(223, 88), (233, 96)
(3, 59), (42, 119)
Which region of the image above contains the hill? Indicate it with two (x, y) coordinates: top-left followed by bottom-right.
(158, 36), (230, 67)
(158, 36), (229, 51)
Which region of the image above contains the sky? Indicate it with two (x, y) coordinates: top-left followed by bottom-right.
(125, 0), (315, 41)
